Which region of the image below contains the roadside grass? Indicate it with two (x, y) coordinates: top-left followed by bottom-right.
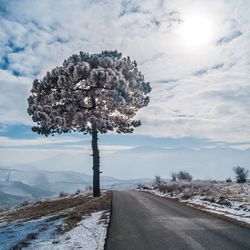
(139, 181), (250, 225)
(1, 191), (110, 223)
(156, 181), (217, 199)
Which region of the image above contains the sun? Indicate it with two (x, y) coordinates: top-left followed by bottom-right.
(177, 12), (215, 49)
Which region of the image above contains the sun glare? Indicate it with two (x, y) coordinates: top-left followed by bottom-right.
(178, 13), (214, 49)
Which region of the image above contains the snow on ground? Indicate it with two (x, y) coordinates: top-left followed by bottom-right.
(0, 210), (109, 250)
(26, 211), (109, 250)
(139, 181), (250, 225)
(0, 215), (65, 250)
(0, 191), (111, 249)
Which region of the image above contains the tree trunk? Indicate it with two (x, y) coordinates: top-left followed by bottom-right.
(91, 124), (101, 197)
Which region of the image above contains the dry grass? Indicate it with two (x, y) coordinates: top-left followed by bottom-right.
(1, 192), (111, 229)
(56, 192), (112, 234)
(217, 183), (249, 202)
(1, 191), (111, 224)
(155, 181), (217, 199)
(141, 181), (249, 210)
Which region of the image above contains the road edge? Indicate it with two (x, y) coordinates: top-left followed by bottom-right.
(140, 190), (250, 230)
(104, 190), (113, 250)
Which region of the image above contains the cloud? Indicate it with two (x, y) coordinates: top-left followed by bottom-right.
(63, 144), (135, 152)
(193, 68), (208, 76)
(0, 70), (32, 125)
(0, 134), (135, 156)
(216, 31), (243, 45)
(136, 63), (250, 143)
(204, 143), (250, 151)
(193, 63), (224, 76)
(228, 144), (250, 150)
(0, 0), (250, 144)
(211, 63), (224, 70)
(0, 136), (85, 147)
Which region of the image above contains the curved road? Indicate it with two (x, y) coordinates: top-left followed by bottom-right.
(105, 190), (250, 250)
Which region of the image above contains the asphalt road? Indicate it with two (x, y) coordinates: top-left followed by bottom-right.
(105, 190), (250, 250)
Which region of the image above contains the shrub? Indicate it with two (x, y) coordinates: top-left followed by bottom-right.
(177, 171), (192, 181)
(166, 183), (179, 192)
(218, 199), (231, 207)
(233, 166), (249, 183)
(158, 184), (167, 193)
(85, 186), (93, 191)
(75, 189), (83, 195)
(226, 177), (232, 182)
(59, 192), (68, 198)
(181, 192), (194, 200)
(155, 176), (161, 185)
(171, 172), (177, 182)
(21, 201), (30, 206)
(202, 196), (216, 203)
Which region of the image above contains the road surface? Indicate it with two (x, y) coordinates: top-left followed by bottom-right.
(105, 190), (250, 250)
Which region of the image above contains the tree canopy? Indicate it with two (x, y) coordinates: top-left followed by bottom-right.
(27, 50), (151, 136)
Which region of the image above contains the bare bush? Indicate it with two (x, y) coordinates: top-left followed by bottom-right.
(85, 186), (93, 192)
(158, 184), (168, 194)
(75, 189), (84, 195)
(59, 192), (69, 198)
(218, 199), (231, 207)
(171, 172), (177, 182)
(177, 171), (192, 181)
(21, 201), (30, 207)
(233, 166), (249, 183)
(155, 176), (162, 185)
(181, 191), (194, 200)
(202, 196), (216, 203)
(157, 181), (216, 199)
(226, 177), (232, 182)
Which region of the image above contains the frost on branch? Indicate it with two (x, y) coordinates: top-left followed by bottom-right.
(27, 51), (151, 136)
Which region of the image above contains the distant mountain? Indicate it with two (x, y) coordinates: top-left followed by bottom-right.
(0, 167), (153, 209)
(0, 190), (27, 209)
(0, 181), (55, 209)
(0, 181), (55, 199)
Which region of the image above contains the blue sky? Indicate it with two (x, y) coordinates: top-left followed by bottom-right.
(0, 0), (250, 180)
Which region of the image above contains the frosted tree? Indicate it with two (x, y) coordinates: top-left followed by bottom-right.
(27, 51), (151, 197)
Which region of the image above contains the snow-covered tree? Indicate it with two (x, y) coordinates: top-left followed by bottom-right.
(27, 51), (151, 197)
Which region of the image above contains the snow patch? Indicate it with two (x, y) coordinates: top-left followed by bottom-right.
(0, 210), (110, 250)
(26, 211), (109, 250)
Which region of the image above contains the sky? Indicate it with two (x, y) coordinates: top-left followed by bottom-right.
(0, 0), (250, 180)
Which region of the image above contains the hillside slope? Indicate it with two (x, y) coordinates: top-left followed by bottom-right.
(0, 191), (111, 249)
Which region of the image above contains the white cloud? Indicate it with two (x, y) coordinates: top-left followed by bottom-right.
(99, 145), (135, 151)
(63, 144), (135, 152)
(0, 136), (85, 147)
(0, 0), (250, 143)
(228, 144), (250, 150)
(0, 70), (32, 125)
(205, 143), (250, 151)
